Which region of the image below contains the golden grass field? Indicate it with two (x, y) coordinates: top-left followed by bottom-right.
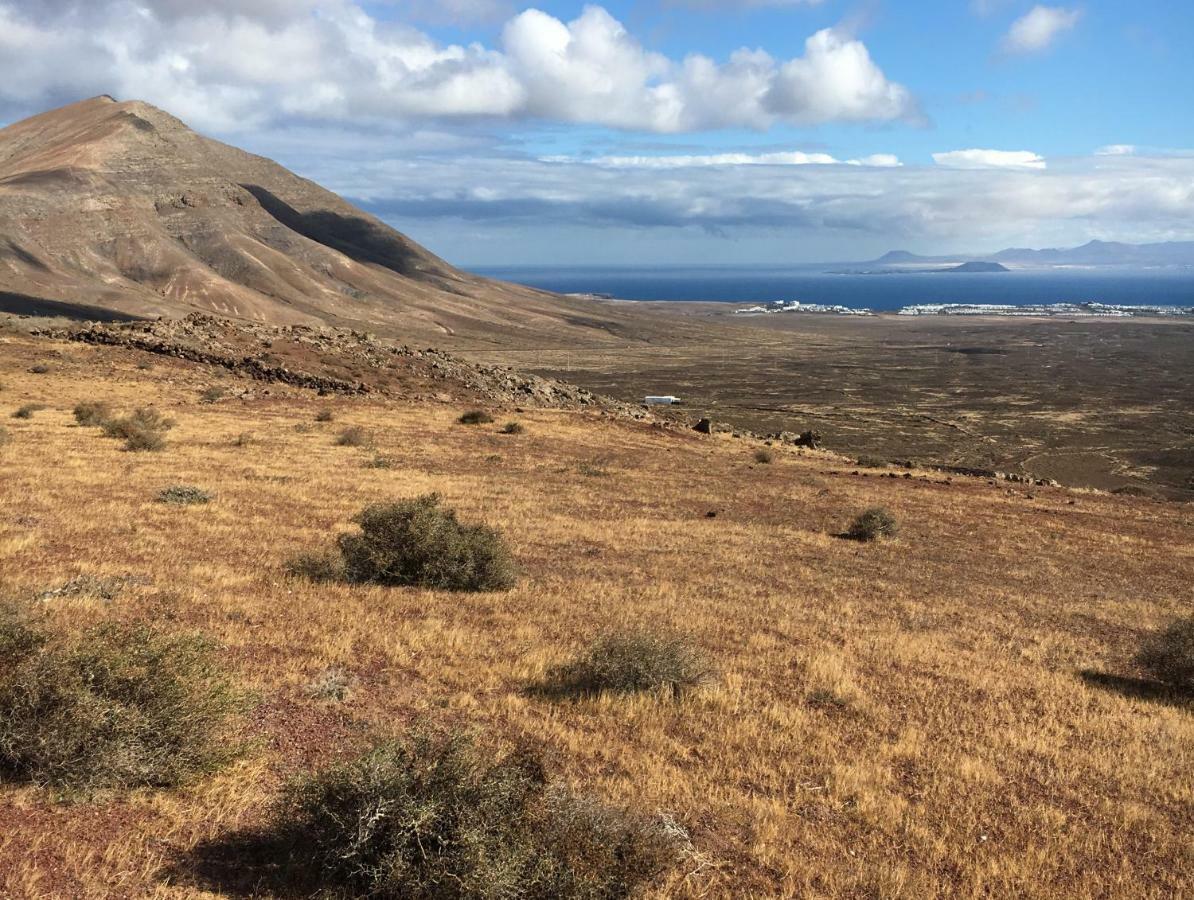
(1, 331), (1191, 899)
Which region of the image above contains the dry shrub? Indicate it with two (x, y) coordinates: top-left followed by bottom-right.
(0, 599), (244, 794)
(73, 401), (113, 427)
(501, 421), (525, 435)
(157, 485), (213, 506)
(457, 409), (494, 425)
(754, 448), (774, 464)
(534, 631), (712, 700)
(845, 507), (899, 542)
(337, 495), (516, 592)
(199, 386), (226, 403)
(102, 407), (174, 452)
(1136, 617), (1194, 690)
(12, 403), (45, 419)
(336, 426), (372, 448)
(315, 409), (335, 423)
(28, 364), (50, 375)
(0, 424), (8, 446)
(275, 728), (682, 899)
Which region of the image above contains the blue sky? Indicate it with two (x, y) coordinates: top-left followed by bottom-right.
(1, 1), (1192, 265)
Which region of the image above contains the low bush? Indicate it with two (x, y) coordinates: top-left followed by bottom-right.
(533, 631), (712, 700)
(275, 728), (682, 899)
(754, 448), (774, 464)
(73, 401), (113, 427)
(29, 364), (50, 375)
(199, 386), (226, 403)
(0, 599), (244, 794)
(315, 409), (335, 423)
(457, 409), (494, 425)
(337, 495), (516, 592)
(306, 668), (353, 702)
(336, 426), (372, 448)
(12, 403), (45, 419)
(231, 432), (253, 447)
(1136, 617), (1194, 690)
(500, 421), (525, 435)
(285, 551), (344, 583)
(102, 407), (174, 452)
(364, 455), (395, 469)
(845, 507), (899, 542)
(157, 485), (213, 506)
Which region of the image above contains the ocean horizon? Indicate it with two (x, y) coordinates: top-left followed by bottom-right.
(473, 265), (1194, 311)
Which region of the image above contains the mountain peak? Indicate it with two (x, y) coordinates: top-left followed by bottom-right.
(0, 97), (635, 346)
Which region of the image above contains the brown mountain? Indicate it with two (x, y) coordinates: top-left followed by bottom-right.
(0, 96), (648, 347)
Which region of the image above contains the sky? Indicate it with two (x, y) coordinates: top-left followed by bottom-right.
(1, 1), (1192, 266)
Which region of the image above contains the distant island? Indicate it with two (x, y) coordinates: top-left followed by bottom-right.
(943, 261), (1009, 273)
(827, 260), (1010, 275)
(870, 239), (1194, 268)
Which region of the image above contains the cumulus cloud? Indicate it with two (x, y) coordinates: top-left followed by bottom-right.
(1002, 6), (1081, 55)
(313, 146), (1194, 253)
(548, 150), (902, 168)
(0, 1), (916, 133)
(933, 149), (1047, 170)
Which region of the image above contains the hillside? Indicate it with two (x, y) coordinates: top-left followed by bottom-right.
(1, 325), (1190, 898)
(0, 96), (664, 348)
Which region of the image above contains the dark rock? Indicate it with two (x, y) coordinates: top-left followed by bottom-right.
(693, 417), (713, 434)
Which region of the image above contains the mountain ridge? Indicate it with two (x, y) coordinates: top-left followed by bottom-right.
(0, 96), (656, 347)
(871, 239), (1194, 267)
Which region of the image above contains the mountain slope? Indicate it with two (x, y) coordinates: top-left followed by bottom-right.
(0, 96), (646, 347)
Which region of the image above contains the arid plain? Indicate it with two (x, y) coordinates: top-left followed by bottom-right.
(469, 309), (1194, 501)
(2, 323), (1190, 899)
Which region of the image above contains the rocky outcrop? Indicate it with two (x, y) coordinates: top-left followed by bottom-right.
(35, 313), (650, 417)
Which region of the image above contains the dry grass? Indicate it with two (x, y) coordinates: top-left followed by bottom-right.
(0, 333), (1191, 899)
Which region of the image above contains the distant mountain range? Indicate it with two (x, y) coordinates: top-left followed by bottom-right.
(872, 240), (1194, 267)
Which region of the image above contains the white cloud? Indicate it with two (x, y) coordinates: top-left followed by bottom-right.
(549, 150), (902, 168)
(315, 147), (1194, 252)
(1002, 6), (1081, 55)
(933, 149), (1047, 170)
(1096, 144), (1136, 156)
(0, 2), (917, 134)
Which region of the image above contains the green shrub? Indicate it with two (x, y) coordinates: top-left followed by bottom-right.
(337, 495), (516, 592)
(315, 409), (335, 423)
(500, 421), (525, 435)
(102, 407), (174, 452)
(1136, 617), (1194, 690)
(0, 599), (244, 794)
(533, 631), (713, 700)
(845, 507), (899, 542)
(73, 401), (113, 427)
(336, 426), (372, 448)
(457, 410), (494, 425)
(157, 485), (213, 506)
(754, 448), (774, 464)
(285, 551), (344, 583)
(12, 403), (45, 419)
(276, 728), (682, 899)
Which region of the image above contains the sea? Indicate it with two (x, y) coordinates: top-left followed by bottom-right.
(473, 265), (1194, 312)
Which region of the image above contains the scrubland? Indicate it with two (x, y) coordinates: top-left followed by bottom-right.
(1, 333), (1191, 899)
